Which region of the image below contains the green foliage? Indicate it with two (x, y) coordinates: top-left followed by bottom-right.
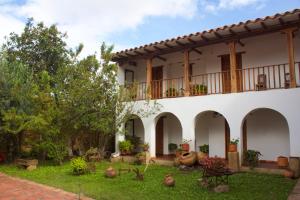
(165, 87), (179, 97)
(119, 140), (133, 153)
(168, 143), (178, 151)
(192, 84), (207, 94)
(244, 150), (262, 169)
(70, 157), (88, 175)
(199, 144), (209, 154)
(230, 138), (240, 144)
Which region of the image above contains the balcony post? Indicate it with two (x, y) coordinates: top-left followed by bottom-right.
(229, 41), (238, 93)
(184, 49), (190, 96)
(283, 28), (297, 88)
(146, 58), (153, 99)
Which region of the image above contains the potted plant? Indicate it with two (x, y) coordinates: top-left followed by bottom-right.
(119, 140), (133, 155)
(243, 149), (262, 169)
(229, 138), (239, 152)
(192, 84), (208, 95)
(165, 87), (179, 97)
(141, 143), (149, 152)
(168, 143), (178, 154)
(277, 156), (289, 168)
(180, 139), (191, 152)
(197, 144), (209, 160)
(135, 152), (146, 165)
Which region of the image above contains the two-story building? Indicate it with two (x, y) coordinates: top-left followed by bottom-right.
(113, 9), (300, 165)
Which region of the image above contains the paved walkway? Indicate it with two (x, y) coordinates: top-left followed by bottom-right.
(0, 173), (92, 200)
(288, 178), (300, 200)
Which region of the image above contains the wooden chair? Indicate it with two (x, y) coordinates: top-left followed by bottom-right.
(284, 73), (290, 89)
(256, 74), (266, 91)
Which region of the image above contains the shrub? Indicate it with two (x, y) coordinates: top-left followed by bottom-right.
(119, 140), (134, 154)
(70, 157), (88, 175)
(168, 143), (178, 152)
(135, 152), (146, 165)
(244, 150), (262, 169)
(199, 144), (209, 154)
(201, 156), (226, 172)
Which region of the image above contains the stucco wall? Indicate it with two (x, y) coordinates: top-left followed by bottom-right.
(246, 109), (290, 161)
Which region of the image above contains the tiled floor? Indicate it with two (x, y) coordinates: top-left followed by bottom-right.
(0, 173), (92, 200)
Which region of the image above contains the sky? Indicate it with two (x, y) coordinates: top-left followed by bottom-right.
(0, 0), (300, 57)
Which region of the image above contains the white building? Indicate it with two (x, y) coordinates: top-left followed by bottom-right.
(113, 9), (300, 165)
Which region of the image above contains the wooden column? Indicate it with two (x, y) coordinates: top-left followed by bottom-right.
(229, 41), (238, 93)
(184, 49), (190, 96)
(146, 58), (152, 99)
(283, 28), (297, 88)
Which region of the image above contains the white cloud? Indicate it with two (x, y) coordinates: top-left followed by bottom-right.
(201, 0), (266, 13)
(0, 0), (199, 56)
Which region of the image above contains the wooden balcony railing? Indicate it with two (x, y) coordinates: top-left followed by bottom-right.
(152, 77), (184, 99)
(123, 62), (300, 100)
(236, 63), (294, 92)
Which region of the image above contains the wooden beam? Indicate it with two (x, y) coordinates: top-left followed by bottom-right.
(153, 46), (163, 51)
(214, 32), (223, 39)
(188, 38), (197, 44)
(201, 35), (209, 41)
(164, 43), (174, 49)
(113, 22), (300, 62)
(154, 55), (167, 62)
(261, 22), (267, 29)
(146, 58), (153, 99)
(134, 50), (144, 56)
(144, 48), (153, 53)
(282, 27), (298, 88)
(183, 49), (190, 96)
(176, 41), (186, 46)
(237, 40), (245, 47)
(244, 25), (252, 32)
(190, 48), (202, 55)
(278, 18), (285, 25)
(229, 41), (238, 93)
(229, 29), (237, 35)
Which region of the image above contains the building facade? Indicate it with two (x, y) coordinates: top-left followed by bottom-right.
(114, 9), (300, 163)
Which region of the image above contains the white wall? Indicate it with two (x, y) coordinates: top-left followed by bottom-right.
(246, 109), (290, 161)
(195, 112), (226, 157)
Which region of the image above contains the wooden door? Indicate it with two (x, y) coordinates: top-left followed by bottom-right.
(156, 118), (164, 155)
(152, 66), (163, 98)
(221, 54), (243, 93)
(225, 120), (230, 160)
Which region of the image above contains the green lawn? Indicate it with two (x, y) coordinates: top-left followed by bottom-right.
(0, 161), (296, 200)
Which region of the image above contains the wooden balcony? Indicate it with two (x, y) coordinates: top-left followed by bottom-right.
(124, 62), (300, 101)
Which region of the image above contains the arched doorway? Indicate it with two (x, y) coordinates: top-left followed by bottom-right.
(195, 111), (230, 159)
(242, 108), (290, 162)
(125, 115), (145, 152)
(155, 112), (182, 156)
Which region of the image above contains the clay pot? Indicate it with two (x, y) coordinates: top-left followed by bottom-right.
(228, 144), (237, 152)
(164, 174), (175, 187)
(181, 143), (190, 152)
(277, 156), (289, 168)
(179, 152), (196, 166)
(197, 152), (208, 161)
(105, 166), (117, 178)
(283, 170), (294, 178)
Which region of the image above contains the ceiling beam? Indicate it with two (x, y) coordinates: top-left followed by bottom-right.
(113, 21), (300, 62)
(134, 50), (144, 56)
(176, 41), (186, 46)
(144, 48), (153, 53)
(261, 22), (268, 29)
(154, 55), (167, 62)
(190, 48), (202, 55)
(214, 32), (223, 39)
(165, 43), (174, 49)
(188, 38), (197, 44)
(237, 40), (245, 47)
(153, 46), (163, 51)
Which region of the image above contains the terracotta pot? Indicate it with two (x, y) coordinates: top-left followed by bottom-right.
(164, 174), (175, 187)
(179, 152), (196, 166)
(105, 166), (117, 178)
(283, 170), (294, 178)
(277, 156), (289, 168)
(228, 144), (237, 152)
(181, 143), (189, 152)
(197, 152), (208, 161)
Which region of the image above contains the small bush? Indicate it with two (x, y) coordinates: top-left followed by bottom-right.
(70, 157), (88, 175)
(199, 144), (209, 154)
(244, 150), (262, 169)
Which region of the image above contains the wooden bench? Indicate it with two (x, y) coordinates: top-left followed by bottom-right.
(15, 159), (38, 171)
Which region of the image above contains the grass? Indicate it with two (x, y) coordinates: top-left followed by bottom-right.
(0, 161), (296, 200)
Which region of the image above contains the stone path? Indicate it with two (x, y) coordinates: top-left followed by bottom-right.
(288, 178), (300, 200)
(0, 173), (93, 200)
